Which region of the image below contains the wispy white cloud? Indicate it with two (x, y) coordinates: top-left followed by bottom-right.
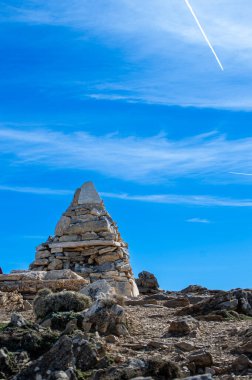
(0, 185), (72, 196)
(186, 217), (211, 224)
(1, 183), (252, 207)
(1, 127), (252, 183)
(3, 0), (252, 51)
(2, 0), (252, 109)
(101, 192), (252, 207)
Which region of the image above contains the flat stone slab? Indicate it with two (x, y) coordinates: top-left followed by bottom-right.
(0, 270), (88, 298)
(78, 181), (102, 204)
(0, 269), (85, 282)
(48, 240), (123, 249)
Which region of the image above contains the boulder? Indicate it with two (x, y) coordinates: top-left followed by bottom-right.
(0, 321), (58, 360)
(82, 296), (128, 336)
(14, 333), (104, 380)
(10, 313), (28, 328)
(135, 271), (159, 294)
(0, 347), (19, 378)
(175, 341), (195, 352)
(181, 285), (208, 294)
(236, 337), (252, 355)
(167, 317), (199, 336)
(178, 289), (252, 319)
(188, 350), (213, 374)
(145, 358), (182, 379)
(232, 354), (252, 373)
(80, 280), (114, 300)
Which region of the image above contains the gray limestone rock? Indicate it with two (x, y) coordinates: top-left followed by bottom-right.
(55, 215), (71, 236)
(10, 313), (28, 328)
(48, 259), (63, 270)
(66, 219), (111, 235)
(78, 181), (102, 204)
(167, 316), (199, 336)
(82, 297), (129, 336)
(80, 279), (114, 300)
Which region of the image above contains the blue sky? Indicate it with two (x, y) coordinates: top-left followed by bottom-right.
(1, 0), (252, 290)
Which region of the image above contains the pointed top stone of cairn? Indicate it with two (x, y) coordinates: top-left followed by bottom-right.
(77, 181), (102, 205)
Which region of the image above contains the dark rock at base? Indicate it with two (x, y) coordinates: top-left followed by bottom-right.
(92, 357), (182, 380)
(236, 339), (252, 355)
(10, 313), (28, 328)
(188, 350), (213, 375)
(130, 378), (154, 380)
(14, 333), (106, 380)
(92, 358), (146, 380)
(181, 376), (212, 380)
(0, 323), (58, 360)
(231, 354), (252, 374)
(0, 348), (30, 379)
(42, 311), (84, 331)
(145, 358), (182, 379)
(0, 347), (18, 378)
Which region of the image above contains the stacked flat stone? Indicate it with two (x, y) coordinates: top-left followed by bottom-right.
(29, 182), (138, 297)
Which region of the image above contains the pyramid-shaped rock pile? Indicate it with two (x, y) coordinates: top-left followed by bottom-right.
(29, 182), (139, 297)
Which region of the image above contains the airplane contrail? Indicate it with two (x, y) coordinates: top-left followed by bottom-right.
(184, 0), (224, 71)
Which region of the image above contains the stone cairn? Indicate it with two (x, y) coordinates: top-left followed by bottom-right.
(29, 181), (139, 297)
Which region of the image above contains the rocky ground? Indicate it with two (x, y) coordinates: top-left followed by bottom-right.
(0, 284), (252, 380)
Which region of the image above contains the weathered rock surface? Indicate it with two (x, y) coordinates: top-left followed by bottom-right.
(135, 271), (159, 294)
(0, 270), (87, 300)
(0, 291), (24, 311)
(82, 295), (129, 336)
(178, 289), (252, 320)
(0, 319), (58, 360)
(181, 285), (208, 294)
(14, 333), (105, 380)
(188, 350), (213, 374)
(80, 279), (115, 300)
(167, 316), (199, 337)
(164, 297), (190, 308)
(1, 285), (252, 379)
